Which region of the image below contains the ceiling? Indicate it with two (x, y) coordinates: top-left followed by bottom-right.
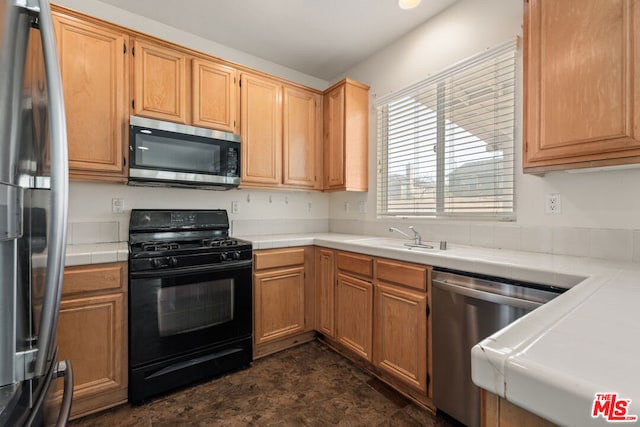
(95, 0), (459, 81)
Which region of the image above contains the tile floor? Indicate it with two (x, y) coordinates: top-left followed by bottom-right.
(70, 341), (459, 426)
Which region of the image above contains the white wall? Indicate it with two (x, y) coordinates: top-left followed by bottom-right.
(330, 0), (640, 257)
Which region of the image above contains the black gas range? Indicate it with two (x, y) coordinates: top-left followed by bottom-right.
(128, 209), (253, 403)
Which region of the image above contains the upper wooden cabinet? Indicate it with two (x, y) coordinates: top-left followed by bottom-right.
(132, 38), (239, 133)
(192, 59), (238, 133)
(53, 12), (129, 181)
(132, 38), (188, 124)
(240, 72), (322, 189)
(283, 85), (323, 188)
(523, 0), (640, 173)
(323, 78), (369, 191)
(240, 72), (283, 186)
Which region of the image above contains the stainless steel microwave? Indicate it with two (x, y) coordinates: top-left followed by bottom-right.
(128, 116), (241, 190)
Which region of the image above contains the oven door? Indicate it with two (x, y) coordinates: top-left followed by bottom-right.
(129, 261), (252, 368)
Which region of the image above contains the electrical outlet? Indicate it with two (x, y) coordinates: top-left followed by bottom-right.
(545, 193), (561, 214)
(307, 202), (312, 213)
(357, 201), (367, 214)
(231, 201), (239, 214)
(111, 198), (124, 214)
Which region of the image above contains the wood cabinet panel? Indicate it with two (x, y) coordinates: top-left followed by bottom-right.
(374, 283), (427, 393)
(62, 263), (125, 296)
(53, 13), (128, 179)
(315, 248), (335, 338)
(375, 259), (428, 291)
(192, 59), (238, 133)
(48, 263), (128, 419)
(240, 72), (282, 186)
(336, 251), (373, 279)
(254, 266), (305, 345)
(283, 85), (322, 189)
(523, 0), (640, 172)
(481, 389), (557, 427)
(133, 38), (188, 123)
(254, 247), (306, 270)
(336, 273), (373, 361)
(323, 78), (369, 191)
(54, 292), (126, 418)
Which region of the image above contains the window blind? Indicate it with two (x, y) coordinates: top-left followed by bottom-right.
(376, 39), (517, 220)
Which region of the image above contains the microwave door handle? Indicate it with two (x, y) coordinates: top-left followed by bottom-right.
(33, 0), (69, 377)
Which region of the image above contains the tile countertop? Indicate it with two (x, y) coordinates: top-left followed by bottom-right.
(242, 233), (640, 427)
(65, 234), (640, 425)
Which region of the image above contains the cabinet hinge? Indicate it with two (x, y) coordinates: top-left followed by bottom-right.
(525, 142), (528, 153)
(132, 46), (135, 56)
(426, 373), (430, 388)
(233, 120), (236, 128)
(426, 304), (430, 317)
(239, 79), (242, 88)
(123, 157), (126, 167)
(123, 42), (126, 54)
(131, 100), (135, 109)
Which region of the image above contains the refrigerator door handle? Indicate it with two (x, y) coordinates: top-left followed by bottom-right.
(54, 360), (74, 426)
(32, 0), (69, 378)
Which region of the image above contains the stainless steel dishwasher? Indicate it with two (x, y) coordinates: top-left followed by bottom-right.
(431, 269), (564, 427)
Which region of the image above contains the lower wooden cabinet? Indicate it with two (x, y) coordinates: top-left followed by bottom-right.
(373, 258), (431, 396)
(254, 266), (305, 344)
(335, 273), (373, 361)
(481, 389), (556, 427)
(315, 247), (335, 337)
(374, 282), (427, 393)
(253, 247), (315, 358)
(51, 262), (127, 420)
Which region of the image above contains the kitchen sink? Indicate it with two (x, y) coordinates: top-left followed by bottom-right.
(348, 237), (439, 251)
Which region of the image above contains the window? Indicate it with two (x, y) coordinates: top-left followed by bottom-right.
(376, 40), (517, 220)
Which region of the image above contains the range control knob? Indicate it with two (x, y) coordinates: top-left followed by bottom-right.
(151, 258), (162, 268)
(220, 252), (229, 262)
(233, 251), (242, 260)
(169, 257), (178, 267)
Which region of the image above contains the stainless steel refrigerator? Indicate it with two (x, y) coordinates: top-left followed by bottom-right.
(0, 0), (73, 425)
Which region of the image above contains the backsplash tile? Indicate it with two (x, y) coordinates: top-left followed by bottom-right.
(233, 218), (328, 236)
(329, 219), (640, 263)
(589, 229), (633, 262)
(552, 228), (590, 257)
(69, 221), (120, 244)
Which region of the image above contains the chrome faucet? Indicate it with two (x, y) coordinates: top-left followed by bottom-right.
(389, 226), (422, 245)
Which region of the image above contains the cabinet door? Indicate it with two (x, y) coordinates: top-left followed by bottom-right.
(240, 73), (282, 186)
(315, 248), (335, 337)
(54, 293), (126, 418)
(53, 14), (127, 178)
(254, 266), (305, 344)
(192, 58), (238, 133)
(374, 283), (427, 393)
(283, 86), (322, 189)
(323, 84), (345, 189)
(524, 0), (640, 172)
(336, 273), (373, 361)
(133, 38), (188, 123)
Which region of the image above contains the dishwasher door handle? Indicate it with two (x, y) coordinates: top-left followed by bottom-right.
(433, 280), (543, 311)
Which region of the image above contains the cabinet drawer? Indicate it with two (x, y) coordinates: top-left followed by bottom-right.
(375, 259), (428, 291)
(336, 252), (373, 279)
(254, 248), (305, 270)
(63, 263), (125, 296)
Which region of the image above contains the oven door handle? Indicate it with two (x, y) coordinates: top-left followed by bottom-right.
(130, 260), (253, 279)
